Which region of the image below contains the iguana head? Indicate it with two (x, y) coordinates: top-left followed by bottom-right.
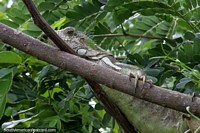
(56, 27), (88, 51)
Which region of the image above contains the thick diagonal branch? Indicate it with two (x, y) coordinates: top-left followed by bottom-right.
(22, 1), (136, 132)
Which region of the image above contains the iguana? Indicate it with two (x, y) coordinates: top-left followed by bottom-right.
(56, 27), (199, 133)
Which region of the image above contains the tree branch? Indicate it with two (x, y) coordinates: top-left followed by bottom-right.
(1, 23), (200, 117)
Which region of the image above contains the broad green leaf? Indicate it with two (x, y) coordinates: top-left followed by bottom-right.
(159, 70), (176, 85)
(0, 68), (13, 79)
(7, 15), (25, 25)
(95, 103), (104, 110)
(70, 79), (85, 90)
(176, 78), (190, 89)
(0, 72), (13, 119)
(193, 55), (200, 62)
(184, 32), (195, 40)
(145, 67), (164, 77)
(4, 107), (13, 117)
(193, 39), (200, 54)
(102, 112), (111, 126)
(93, 119), (101, 129)
(74, 5), (91, 17)
(23, 30), (42, 37)
(57, 119), (62, 131)
(10, 8), (30, 21)
(0, 19), (19, 28)
(82, 2), (99, 13)
(82, 106), (90, 126)
(38, 2), (55, 12)
(104, 0), (125, 11)
(66, 11), (83, 20)
(59, 103), (68, 117)
(27, 22), (41, 31)
(127, 54), (144, 66)
(112, 8), (132, 26)
(0, 51), (22, 64)
(183, 43), (193, 62)
(46, 116), (59, 127)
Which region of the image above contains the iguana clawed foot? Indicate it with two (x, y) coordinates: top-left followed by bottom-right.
(191, 92), (195, 102)
(129, 73), (146, 93)
(129, 73), (152, 93)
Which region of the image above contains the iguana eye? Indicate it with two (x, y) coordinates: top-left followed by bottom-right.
(67, 30), (77, 36)
(67, 30), (74, 35)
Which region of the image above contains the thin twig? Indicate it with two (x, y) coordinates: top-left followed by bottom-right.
(93, 33), (163, 40)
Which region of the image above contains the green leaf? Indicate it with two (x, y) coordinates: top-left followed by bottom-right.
(4, 107), (14, 116)
(23, 30), (42, 37)
(106, 0), (124, 7)
(0, 51), (22, 64)
(159, 70), (176, 85)
(104, 0), (125, 11)
(10, 8), (30, 21)
(184, 32), (195, 40)
(0, 68), (13, 78)
(176, 78), (190, 89)
(38, 2), (55, 12)
(193, 55), (200, 62)
(127, 54), (144, 65)
(59, 103), (68, 117)
(82, 2), (98, 13)
(183, 44), (193, 61)
(27, 22), (41, 31)
(74, 5), (91, 17)
(112, 8), (132, 26)
(7, 15), (25, 25)
(145, 67), (164, 77)
(0, 19), (19, 28)
(193, 39), (200, 54)
(0, 72), (13, 119)
(93, 119), (101, 129)
(66, 11), (83, 20)
(48, 116), (59, 127)
(70, 79), (85, 90)
(102, 112), (111, 126)
(174, 37), (183, 43)
(96, 11), (107, 21)
(57, 119), (62, 131)
(95, 103), (104, 110)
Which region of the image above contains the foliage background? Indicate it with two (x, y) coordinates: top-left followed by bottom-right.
(1, 0), (200, 132)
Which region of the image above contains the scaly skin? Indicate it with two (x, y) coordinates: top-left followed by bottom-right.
(56, 27), (198, 132)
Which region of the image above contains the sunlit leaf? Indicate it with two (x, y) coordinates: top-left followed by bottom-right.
(0, 51), (22, 64)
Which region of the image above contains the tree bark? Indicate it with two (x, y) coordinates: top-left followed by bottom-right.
(0, 23), (200, 117)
